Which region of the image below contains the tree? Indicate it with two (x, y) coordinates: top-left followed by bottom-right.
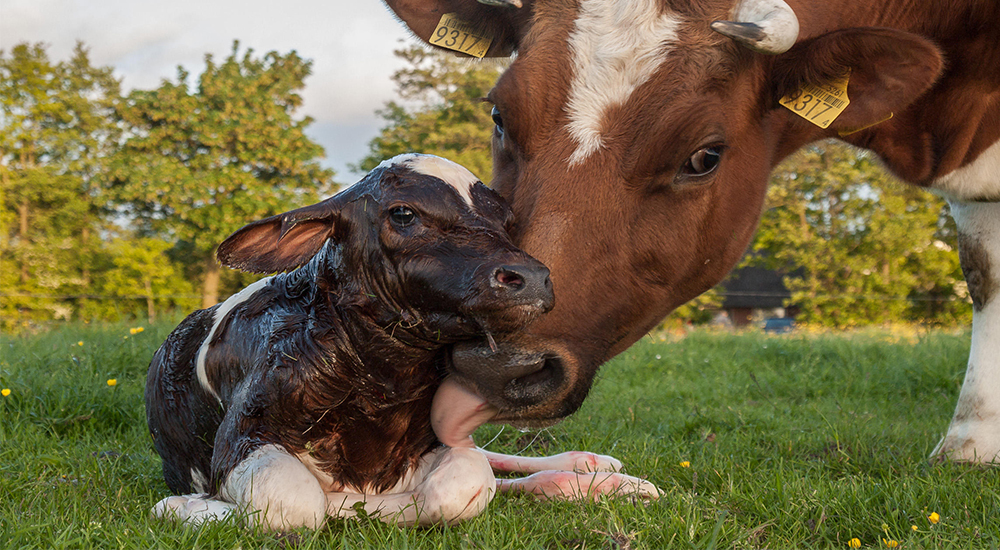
(357, 44), (504, 182)
(107, 42), (335, 307)
(95, 238), (198, 322)
(0, 43), (121, 328)
(746, 140), (969, 327)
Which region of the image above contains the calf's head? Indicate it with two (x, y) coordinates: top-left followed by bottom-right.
(385, 0), (944, 425)
(217, 153), (553, 343)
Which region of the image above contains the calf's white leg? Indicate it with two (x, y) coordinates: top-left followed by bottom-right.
(481, 448), (622, 473)
(481, 449), (660, 500)
(326, 446), (496, 526)
(153, 444), (328, 530)
(934, 201), (1000, 463)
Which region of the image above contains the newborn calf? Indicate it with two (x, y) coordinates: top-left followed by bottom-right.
(146, 154), (657, 530)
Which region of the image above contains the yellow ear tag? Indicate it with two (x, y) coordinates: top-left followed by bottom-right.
(429, 14), (493, 58)
(779, 71), (851, 129)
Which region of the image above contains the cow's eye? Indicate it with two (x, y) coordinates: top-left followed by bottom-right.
(682, 145), (724, 177)
(491, 105), (504, 136)
(389, 206), (416, 227)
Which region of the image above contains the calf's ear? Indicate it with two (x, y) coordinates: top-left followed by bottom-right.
(383, 0), (533, 57)
(217, 198), (344, 274)
(771, 27), (943, 132)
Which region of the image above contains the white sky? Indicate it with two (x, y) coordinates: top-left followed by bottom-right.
(0, 0), (419, 181)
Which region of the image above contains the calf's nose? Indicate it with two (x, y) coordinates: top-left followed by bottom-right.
(491, 264), (554, 310)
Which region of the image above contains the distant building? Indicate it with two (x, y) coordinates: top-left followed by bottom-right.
(719, 266), (798, 327)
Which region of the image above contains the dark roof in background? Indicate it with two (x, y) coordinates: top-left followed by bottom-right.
(720, 266), (791, 309)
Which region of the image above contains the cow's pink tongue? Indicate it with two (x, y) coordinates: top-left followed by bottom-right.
(431, 376), (498, 448)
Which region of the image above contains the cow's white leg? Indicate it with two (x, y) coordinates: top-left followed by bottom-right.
(326, 446), (495, 526)
(934, 201), (1000, 463)
(480, 448), (622, 473)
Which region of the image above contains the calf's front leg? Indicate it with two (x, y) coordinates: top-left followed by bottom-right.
(481, 448), (661, 501)
(152, 444), (328, 530)
(326, 446), (496, 526)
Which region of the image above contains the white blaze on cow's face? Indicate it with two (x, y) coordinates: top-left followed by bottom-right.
(565, 0), (682, 165)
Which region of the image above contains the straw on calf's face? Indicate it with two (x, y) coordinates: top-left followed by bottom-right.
(146, 154), (657, 530)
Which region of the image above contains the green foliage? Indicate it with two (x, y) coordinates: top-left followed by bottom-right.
(746, 141), (970, 328)
(106, 41), (335, 305)
(86, 238), (199, 322)
(357, 44), (504, 182)
(2, 326), (995, 548)
(0, 43), (122, 330)
(0, 42), (121, 177)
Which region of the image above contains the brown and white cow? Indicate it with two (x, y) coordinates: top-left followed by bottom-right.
(382, 0), (1000, 463)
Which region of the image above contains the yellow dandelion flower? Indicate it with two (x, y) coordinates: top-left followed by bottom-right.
(928, 512), (940, 524)
(129, 328), (137, 335)
(78, 341), (84, 346)
(107, 379), (117, 387)
(911, 525), (918, 531)
(679, 461), (690, 468)
(136, 327), (144, 333)
(883, 538), (899, 548)
(848, 538), (861, 548)
(1, 388), (10, 397)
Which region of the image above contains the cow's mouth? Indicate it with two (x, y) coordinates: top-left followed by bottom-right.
(443, 339), (573, 427)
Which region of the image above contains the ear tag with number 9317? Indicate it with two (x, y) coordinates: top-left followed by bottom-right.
(429, 14), (493, 58)
(779, 71), (851, 129)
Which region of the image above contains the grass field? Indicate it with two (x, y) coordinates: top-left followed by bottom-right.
(1, 322), (997, 549)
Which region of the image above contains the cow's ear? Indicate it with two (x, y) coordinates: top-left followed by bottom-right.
(383, 0), (533, 57)
(771, 28), (943, 132)
(217, 198), (345, 274)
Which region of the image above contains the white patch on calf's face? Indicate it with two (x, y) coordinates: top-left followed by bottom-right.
(565, 0), (681, 165)
(377, 153), (479, 206)
(196, 276), (273, 401)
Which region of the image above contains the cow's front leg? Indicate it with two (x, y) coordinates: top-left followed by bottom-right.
(934, 201), (1000, 463)
(326, 446), (495, 526)
(481, 449), (661, 500)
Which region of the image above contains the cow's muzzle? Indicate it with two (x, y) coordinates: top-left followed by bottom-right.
(449, 338), (574, 424)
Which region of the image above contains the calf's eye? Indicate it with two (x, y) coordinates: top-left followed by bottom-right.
(682, 145), (723, 177)
(491, 105), (504, 136)
(389, 206), (416, 227)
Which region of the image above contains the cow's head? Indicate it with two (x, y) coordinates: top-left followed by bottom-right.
(385, 0), (943, 425)
(217, 153), (554, 344)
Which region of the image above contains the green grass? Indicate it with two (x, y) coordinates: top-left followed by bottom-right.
(1, 323), (996, 549)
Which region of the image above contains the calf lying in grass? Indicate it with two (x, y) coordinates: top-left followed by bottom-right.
(145, 154), (658, 530)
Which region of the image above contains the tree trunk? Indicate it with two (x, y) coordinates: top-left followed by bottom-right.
(81, 225), (91, 286)
(144, 277), (156, 323)
(201, 256), (221, 309)
(19, 199), (29, 284)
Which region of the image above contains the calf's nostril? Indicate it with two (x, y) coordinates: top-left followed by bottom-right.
(494, 268), (525, 290)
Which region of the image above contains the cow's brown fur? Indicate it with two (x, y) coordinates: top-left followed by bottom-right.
(385, 0), (1000, 425)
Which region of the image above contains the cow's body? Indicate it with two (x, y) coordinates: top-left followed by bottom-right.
(383, 0), (1000, 462)
(147, 154), (657, 530)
